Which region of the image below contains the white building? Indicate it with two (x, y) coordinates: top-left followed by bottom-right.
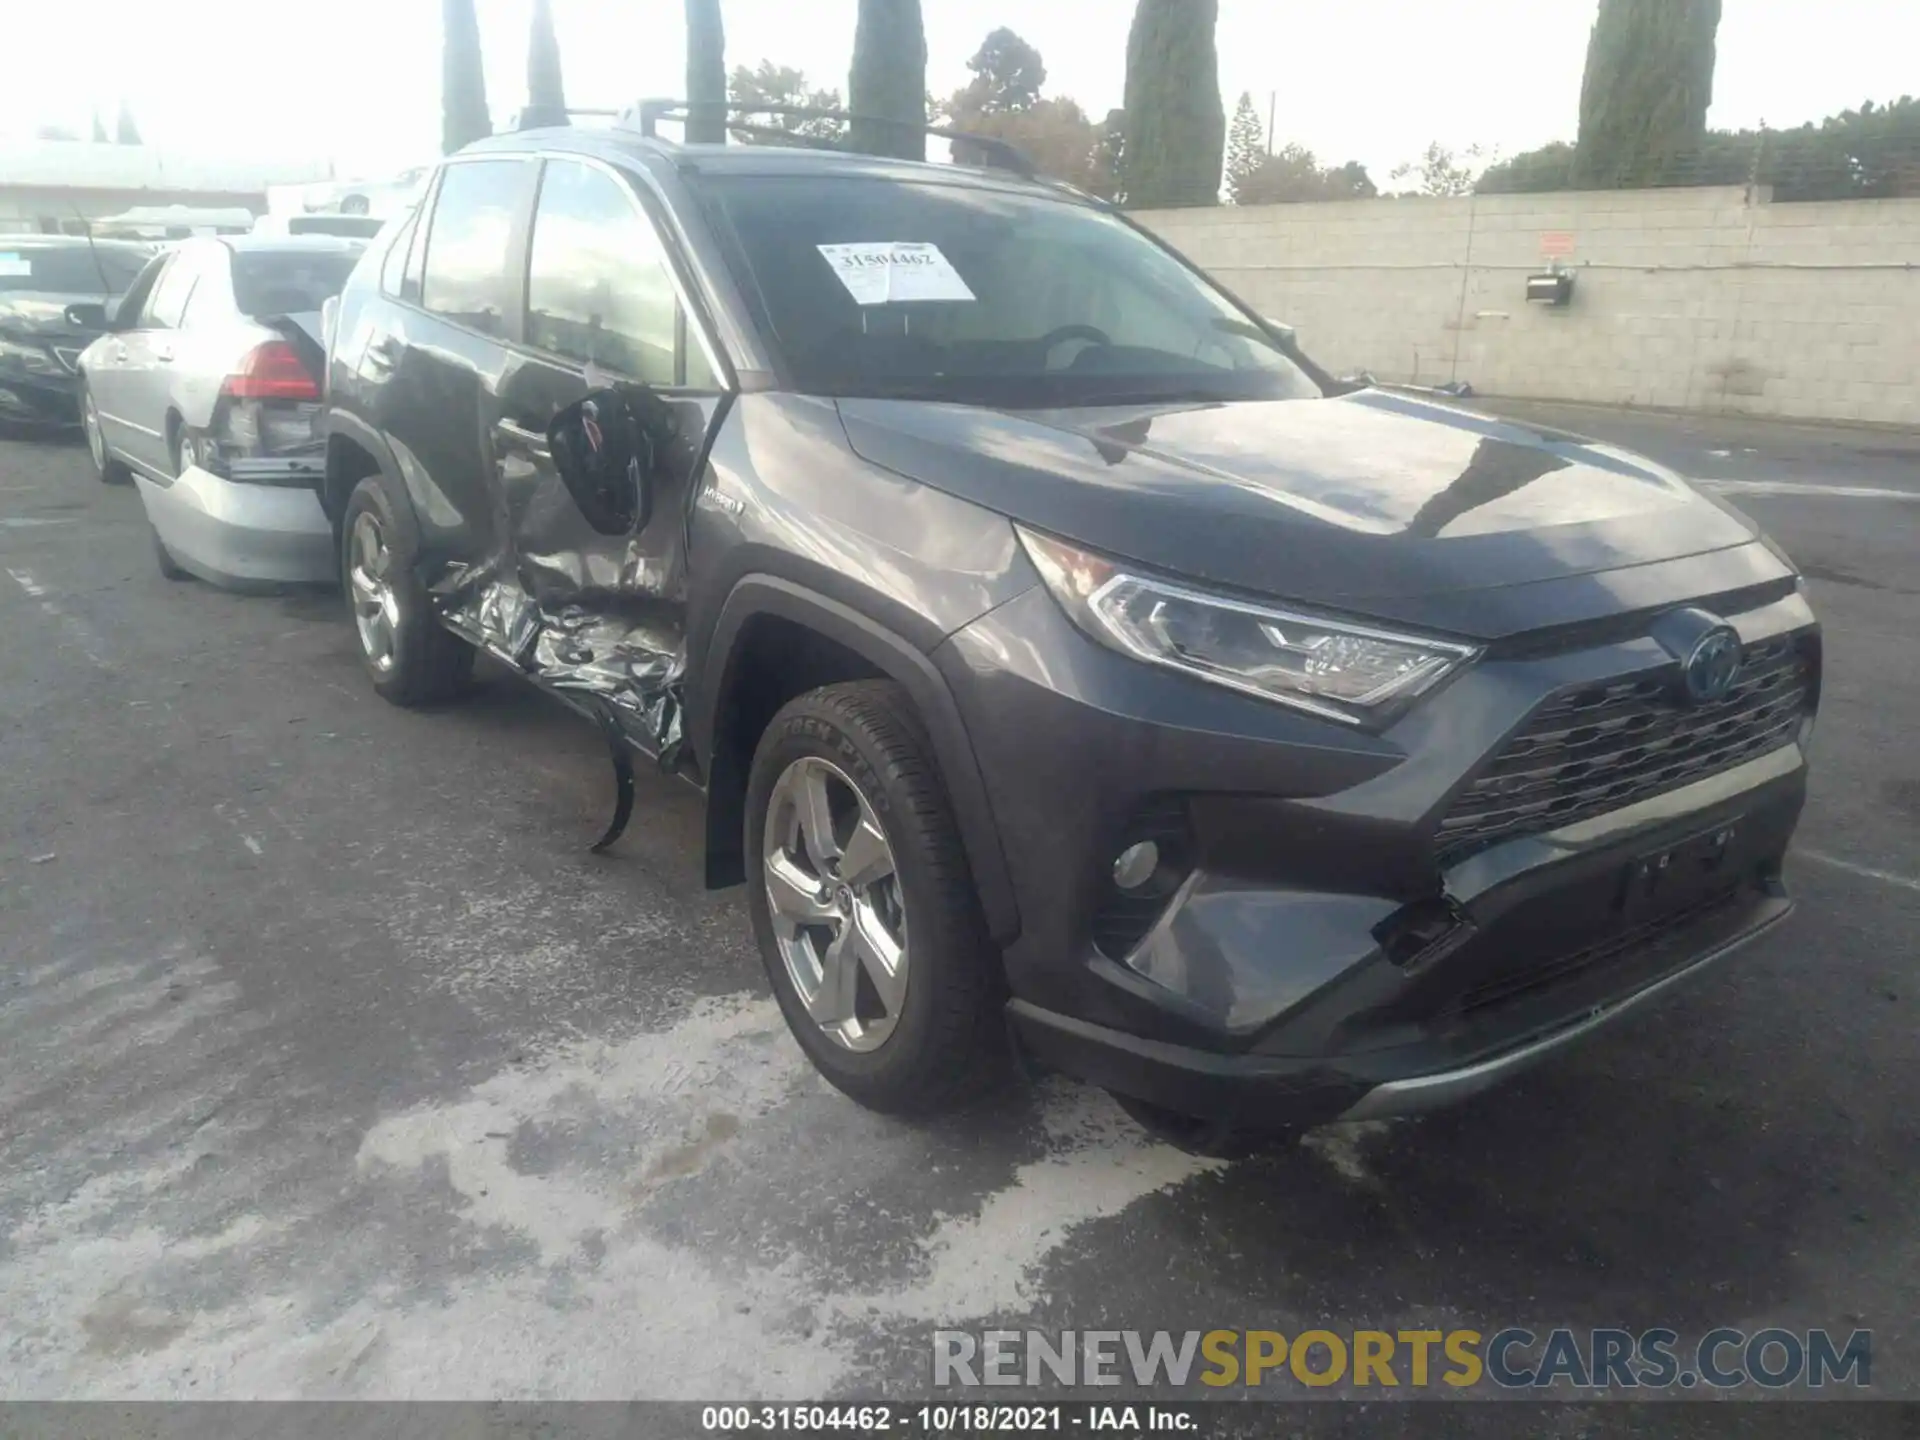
(0, 140), (331, 236)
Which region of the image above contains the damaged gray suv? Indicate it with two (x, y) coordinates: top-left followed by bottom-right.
(320, 105), (1819, 1148)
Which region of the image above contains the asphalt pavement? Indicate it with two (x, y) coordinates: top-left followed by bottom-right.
(0, 403), (1914, 1422)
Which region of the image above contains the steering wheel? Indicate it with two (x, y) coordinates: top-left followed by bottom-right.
(1038, 324), (1113, 367)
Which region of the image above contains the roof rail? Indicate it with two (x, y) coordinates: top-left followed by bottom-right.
(511, 105), (623, 131)
(617, 100), (1037, 178)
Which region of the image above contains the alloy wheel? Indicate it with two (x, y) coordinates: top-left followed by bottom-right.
(347, 511), (399, 674)
(762, 755), (909, 1053)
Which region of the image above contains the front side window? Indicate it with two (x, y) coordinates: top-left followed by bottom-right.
(525, 160), (696, 387)
(420, 159), (526, 335)
(697, 176), (1320, 408)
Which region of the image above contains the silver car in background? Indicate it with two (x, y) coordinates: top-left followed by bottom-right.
(78, 236), (363, 587)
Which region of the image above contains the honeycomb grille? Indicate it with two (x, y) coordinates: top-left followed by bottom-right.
(1437, 635), (1812, 863)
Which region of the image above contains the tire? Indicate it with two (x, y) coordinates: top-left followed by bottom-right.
(745, 680), (1005, 1115)
(152, 527), (191, 582)
(81, 383), (130, 485)
(340, 472), (473, 706)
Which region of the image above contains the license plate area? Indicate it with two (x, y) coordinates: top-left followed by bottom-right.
(1617, 819), (1744, 920)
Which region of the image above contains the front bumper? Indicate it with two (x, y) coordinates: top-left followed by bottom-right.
(940, 575), (1817, 1130)
(0, 367), (81, 426)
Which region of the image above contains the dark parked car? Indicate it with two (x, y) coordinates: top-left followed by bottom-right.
(320, 108), (1819, 1148)
(0, 235), (152, 427)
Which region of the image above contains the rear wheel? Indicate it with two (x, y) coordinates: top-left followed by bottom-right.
(341, 473), (473, 706)
(745, 681), (1005, 1115)
(82, 385), (130, 484)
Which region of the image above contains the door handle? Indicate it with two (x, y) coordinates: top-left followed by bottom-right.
(109, 344), (128, 363)
(495, 417), (550, 457)
(152, 344), (174, 363)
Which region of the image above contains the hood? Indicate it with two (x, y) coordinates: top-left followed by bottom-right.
(835, 389), (1778, 639)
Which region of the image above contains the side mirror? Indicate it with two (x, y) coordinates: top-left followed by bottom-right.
(547, 387), (668, 537)
(1261, 317), (1298, 350)
(104, 296), (137, 332)
(64, 302), (108, 331)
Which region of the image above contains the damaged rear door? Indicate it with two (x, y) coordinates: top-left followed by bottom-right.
(461, 153), (730, 769)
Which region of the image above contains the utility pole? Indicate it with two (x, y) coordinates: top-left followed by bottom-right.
(1267, 90), (1275, 155)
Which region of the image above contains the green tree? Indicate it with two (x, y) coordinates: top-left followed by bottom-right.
(1092, 109), (1127, 202)
(850, 0), (927, 160)
(1391, 141), (1484, 196)
(91, 111), (110, 143)
(960, 28), (1046, 115)
(1121, 0), (1226, 208)
(728, 62), (847, 145)
(525, 0), (566, 124)
(114, 100), (142, 146)
(441, 0), (491, 153)
(1474, 141), (1577, 194)
(1225, 92), (1266, 203)
(1236, 144), (1377, 204)
(1575, 0), (1721, 187)
(685, 0), (727, 144)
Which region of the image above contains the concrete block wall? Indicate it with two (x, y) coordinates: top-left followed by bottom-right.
(1135, 187), (1920, 426)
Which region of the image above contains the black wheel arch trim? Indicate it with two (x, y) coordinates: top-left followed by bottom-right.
(321, 410), (416, 531)
(695, 574), (1021, 946)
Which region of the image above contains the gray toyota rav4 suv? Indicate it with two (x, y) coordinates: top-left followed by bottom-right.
(320, 106), (1819, 1148)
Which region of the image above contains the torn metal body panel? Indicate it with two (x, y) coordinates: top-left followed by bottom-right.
(431, 388), (726, 848)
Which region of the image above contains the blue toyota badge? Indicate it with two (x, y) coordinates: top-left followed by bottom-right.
(1683, 627), (1742, 704)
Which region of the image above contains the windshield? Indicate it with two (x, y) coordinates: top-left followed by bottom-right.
(231, 250), (361, 315)
(0, 244), (149, 295)
(697, 176), (1321, 407)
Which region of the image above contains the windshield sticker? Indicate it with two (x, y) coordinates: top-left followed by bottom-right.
(0, 255), (32, 278)
(817, 242), (976, 305)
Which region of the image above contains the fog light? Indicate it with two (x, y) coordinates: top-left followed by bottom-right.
(1112, 841), (1159, 891)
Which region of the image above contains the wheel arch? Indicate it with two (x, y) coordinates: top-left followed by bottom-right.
(695, 576), (1021, 946)
(321, 412), (408, 532)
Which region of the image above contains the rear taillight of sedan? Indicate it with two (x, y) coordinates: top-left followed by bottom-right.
(221, 340), (320, 401)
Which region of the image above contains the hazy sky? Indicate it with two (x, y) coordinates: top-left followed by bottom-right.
(4, 0), (1915, 182)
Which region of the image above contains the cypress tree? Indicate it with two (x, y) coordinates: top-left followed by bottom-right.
(850, 0), (928, 161)
(526, 0), (567, 126)
(1121, 0), (1226, 208)
(686, 0), (728, 145)
(1575, 0), (1721, 188)
(1225, 92), (1266, 203)
(441, 0), (492, 154)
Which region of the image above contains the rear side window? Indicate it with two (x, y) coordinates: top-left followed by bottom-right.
(525, 160), (686, 386)
(231, 251), (359, 316)
(420, 159), (525, 335)
(380, 214), (418, 296)
(144, 253), (201, 328)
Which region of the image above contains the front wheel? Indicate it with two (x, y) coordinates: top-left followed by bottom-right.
(745, 681), (1005, 1115)
(340, 473), (473, 706)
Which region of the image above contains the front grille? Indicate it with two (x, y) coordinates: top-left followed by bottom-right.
(1436, 635), (1813, 862)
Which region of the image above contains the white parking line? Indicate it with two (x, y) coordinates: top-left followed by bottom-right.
(1699, 479), (1920, 502)
(5, 567), (111, 670)
(1797, 849), (1920, 894)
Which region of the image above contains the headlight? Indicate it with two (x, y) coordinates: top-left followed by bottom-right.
(1018, 526), (1477, 725)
